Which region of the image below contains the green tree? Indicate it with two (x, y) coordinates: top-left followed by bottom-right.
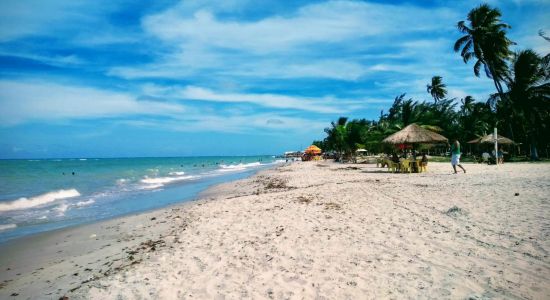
(459, 96), (493, 143)
(323, 117), (350, 160)
(497, 50), (550, 159)
(426, 76), (448, 103)
(460, 96), (475, 115)
(454, 4), (514, 98)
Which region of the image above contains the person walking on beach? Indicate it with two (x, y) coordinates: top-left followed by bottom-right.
(451, 140), (466, 174)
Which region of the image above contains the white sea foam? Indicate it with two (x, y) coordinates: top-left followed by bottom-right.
(139, 183), (164, 190)
(79, 158), (87, 161)
(0, 224), (17, 231)
(219, 162), (262, 172)
(139, 175), (196, 190)
(169, 171), (185, 176)
(116, 178), (129, 185)
(0, 189), (81, 212)
(55, 203), (69, 215)
(75, 199), (95, 207)
(141, 175), (195, 185)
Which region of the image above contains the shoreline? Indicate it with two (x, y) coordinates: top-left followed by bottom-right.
(1, 161), (549, 299)
(0, 165), (278, 299)
(0, 160), (279, 244)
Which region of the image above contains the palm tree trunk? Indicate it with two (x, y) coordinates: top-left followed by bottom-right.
(488, 64), (516, 148)
(488, 64), (507, 101)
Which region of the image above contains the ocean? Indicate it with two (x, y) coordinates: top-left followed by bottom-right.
(0, 156), (283, 243)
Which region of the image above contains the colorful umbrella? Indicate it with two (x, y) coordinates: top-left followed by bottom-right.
(305, 145), (322, 154)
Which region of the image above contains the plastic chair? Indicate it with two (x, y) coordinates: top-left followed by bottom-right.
(400, 159), (411, 173)
(386, 160), (398, 173)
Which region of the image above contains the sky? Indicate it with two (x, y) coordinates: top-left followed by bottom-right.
(0, 0), (548, 158)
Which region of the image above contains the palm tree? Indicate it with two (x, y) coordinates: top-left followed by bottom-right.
(539, 30), (550, 42)
(460, 96), (475, 115)
(426, 76), (447, 103)
(401, 99), (425, 126)
(459, 96), (493, 141)
(499, 50), (550, 159)
(454, 4), (514, 98)
(324, 117), (349, 160)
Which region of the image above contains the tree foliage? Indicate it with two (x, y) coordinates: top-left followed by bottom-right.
(314, 4), (548, 160)
(454, 3), (514, 97)
(426, 76), (448, 103)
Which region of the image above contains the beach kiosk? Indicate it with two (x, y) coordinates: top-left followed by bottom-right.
(382, 123), (448, 173)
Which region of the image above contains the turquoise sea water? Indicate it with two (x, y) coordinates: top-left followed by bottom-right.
(0, 156), (282, 243)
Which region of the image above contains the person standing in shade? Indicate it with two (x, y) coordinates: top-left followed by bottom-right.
(451, 140), (466, 174)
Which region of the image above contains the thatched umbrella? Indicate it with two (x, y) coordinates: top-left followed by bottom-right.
(382, 123), (448, 144)
(467, 134), (515, 144)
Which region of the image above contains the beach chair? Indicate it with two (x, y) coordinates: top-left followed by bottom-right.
(400, 159), (412, 173)
(386, 159), (398, 173)
(377, 158), (388, 168)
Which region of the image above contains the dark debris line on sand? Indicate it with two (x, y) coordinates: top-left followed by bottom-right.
(58, 214), (190, 298)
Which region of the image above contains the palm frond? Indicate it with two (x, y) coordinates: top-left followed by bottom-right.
(454, 35), (470, 52)
(473, 60), (483, 77)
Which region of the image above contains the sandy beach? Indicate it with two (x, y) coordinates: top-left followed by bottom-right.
(1, 161), (549, 299)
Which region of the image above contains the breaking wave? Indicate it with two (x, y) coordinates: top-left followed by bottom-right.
(139, 175), (197, 190)
(218, 162), (262, 172)
(0, 189), (81, 212)
(0, 224), (17, 231)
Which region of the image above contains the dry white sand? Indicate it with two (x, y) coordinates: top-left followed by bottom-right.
(1, 161), (549, 299)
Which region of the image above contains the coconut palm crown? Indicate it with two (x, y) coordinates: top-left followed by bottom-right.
(454, 4), (515, 96)
(426, 76), (447, 103)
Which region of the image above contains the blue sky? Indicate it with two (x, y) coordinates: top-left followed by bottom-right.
(0, 0), (548, 158)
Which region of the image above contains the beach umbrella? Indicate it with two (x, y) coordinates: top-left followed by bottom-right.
(382, 123), (448, 144)
(304, 145), (322, 154)
(467, 134), (515, 144)
(467, 137), (481, 144)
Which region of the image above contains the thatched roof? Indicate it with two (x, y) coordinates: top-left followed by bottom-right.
(467, 134), (515, 144)
(382, 123), (448, 144)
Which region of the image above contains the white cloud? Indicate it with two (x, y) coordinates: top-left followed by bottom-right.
(234, 59), (369, 81)
(0, 51), (85, 67)
(120, 113), (327, 134)
(0, 0), (119, 42)
(108, 65), (195, 80)
(2, 0), (547, 131)
(103, 1), (460, 82)
(0, 80), (185, 125)
(109, 57), (368, 81)
(180, 86), (350, 113)
(142, 1), (456, 53)
(0, 79), (339, 134)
